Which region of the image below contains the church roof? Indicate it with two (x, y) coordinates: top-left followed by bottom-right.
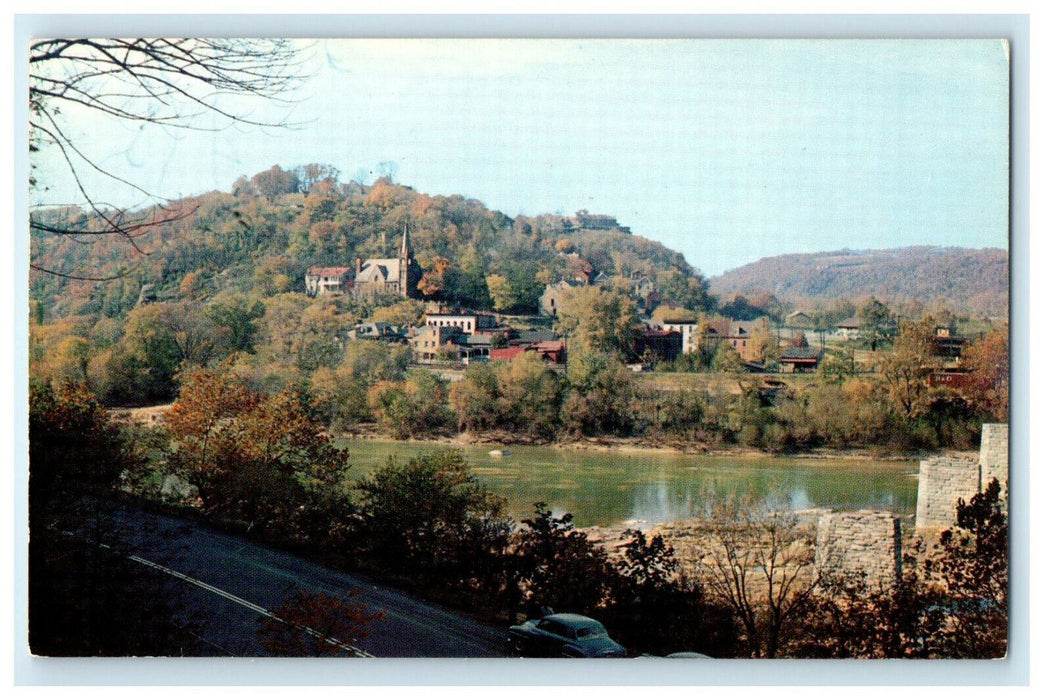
(356, 258), (402, 283)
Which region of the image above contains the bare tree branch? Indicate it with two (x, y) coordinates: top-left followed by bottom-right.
(29, 38), (309, 278)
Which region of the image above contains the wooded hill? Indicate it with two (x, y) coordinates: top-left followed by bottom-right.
(709, 247), (1008, 319)
(29, 165), (710, 323)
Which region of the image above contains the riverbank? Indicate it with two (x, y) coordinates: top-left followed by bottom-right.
(111, 402), (924, 462)
(337, 424), (924, 462)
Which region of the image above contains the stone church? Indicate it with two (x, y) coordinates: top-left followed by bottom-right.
(305, 225), (422, 299)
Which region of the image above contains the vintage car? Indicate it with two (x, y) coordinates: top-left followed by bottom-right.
(507, 613), (627, 658)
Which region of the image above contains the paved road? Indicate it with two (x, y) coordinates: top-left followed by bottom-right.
(97, 505), (508, 657)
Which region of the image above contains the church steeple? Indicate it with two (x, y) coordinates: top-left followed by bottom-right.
(400, 222), (412, 260)
(399, 222), (413, 297)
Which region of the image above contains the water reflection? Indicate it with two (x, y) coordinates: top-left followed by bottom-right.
(628, 481), (695, 527)
(337, 439), (918, 528)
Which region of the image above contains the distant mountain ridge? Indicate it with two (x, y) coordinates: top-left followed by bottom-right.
(709, 246), (1008, 318)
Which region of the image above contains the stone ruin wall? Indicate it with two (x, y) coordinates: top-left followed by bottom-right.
(980, 423), (1009, 502)
(914, 456), (982, 530)
(914, 423), (1009, 530)
(816, 510), (902, 590)
(814, 423), (1007, 586)
(610, 425), (1008, 591)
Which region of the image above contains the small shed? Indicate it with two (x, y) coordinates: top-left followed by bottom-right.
(779, 346), (823, 373)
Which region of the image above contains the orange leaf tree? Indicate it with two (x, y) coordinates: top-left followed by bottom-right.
(257, 589), (384, 656)
(960, 325), (1009, 423)
(166, 365), (347, 536)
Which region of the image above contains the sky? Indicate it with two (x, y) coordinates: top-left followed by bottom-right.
(29, 38), (1010, 277)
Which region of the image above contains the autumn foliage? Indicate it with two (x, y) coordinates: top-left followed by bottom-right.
(166, 365), (347, 535)
(961, 326), (1009, 422)
(257, 589), (384, 656)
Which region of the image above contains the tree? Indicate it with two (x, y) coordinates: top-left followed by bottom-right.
(251, 165), (301, 204)
(795, 480), (1008, 659)
(485, 273), (517, 312)
(310, 341), (408, 432)
(207, 294), (267, 354)
(603, 530), (738, 656)
(817, 349), (854, 383)
(231, 175), (253, 197)
(165, 365), (347, 534)
(308, 366), (364, 433)
(44, 335), (91, 384)
(449, 361), (500, 433)
(554, 285), (638, 358)
(960, 326), (1008, 422)
(561, 352), (637, 437)
(256, 588), (383, 657)
(697, 495), (822, 658)
(657, 269), (715, 312)
(367, 370), (454, 439)
(878, 317), (937, 418)
(30, 38), (306, 279)
(257, 294), (347, 373)
(109, 301), (232, 402)
(352, 449), (512, 579)
(513, 503), (612, 618)
(371, 299), (425, 328)
(789, 564), (938, 659)
(927, 479), (1008, 658)
(494, 352), (564, 438)
(178, 271), (207, 299)
(29, 380), (136, 525)
(860, 297), (892, 348)
(27, 381), (204, 656)
(720, 294), (764, 321)
(294, 163), (341, 194)
(417, 256), (452, 298)
(749, 317), (780, 367)
(712, 340), (745, 376)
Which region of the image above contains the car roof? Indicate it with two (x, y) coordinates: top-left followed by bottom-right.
(544, 613), (601, 626)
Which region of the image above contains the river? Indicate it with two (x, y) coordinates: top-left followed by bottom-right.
(335, 438), (919, 528)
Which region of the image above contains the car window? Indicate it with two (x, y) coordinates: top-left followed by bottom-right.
(575, 625), (605, 639)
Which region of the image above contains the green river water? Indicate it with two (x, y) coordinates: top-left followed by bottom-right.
(336, 439), (919, 528)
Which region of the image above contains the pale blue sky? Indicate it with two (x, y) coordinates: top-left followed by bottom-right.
(31, 38), (1010, 276)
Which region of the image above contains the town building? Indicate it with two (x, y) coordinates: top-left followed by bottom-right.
(778, 346), (823, 373)
(353, 226), (422, 299)
(538, 279), (587, 317)
(347, 322), (406, 343)
(632, 275), (656, 299)
(785, 310), (815, 329)
(425, 311), (499, 335)
(568, 210), (631, 233)
(932, 325), (968, 361)
(926, 369), (972, 389)
(491, 340), (566, 365)
(409, 325), (463, 363)
(835, 317), (863, 340)
(305, 266), (354, 297)
(656, 313), (700, 355)
(305, 226), (422, 299)
(698, 318), (764, 364)
(630, 328), (683, 365)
